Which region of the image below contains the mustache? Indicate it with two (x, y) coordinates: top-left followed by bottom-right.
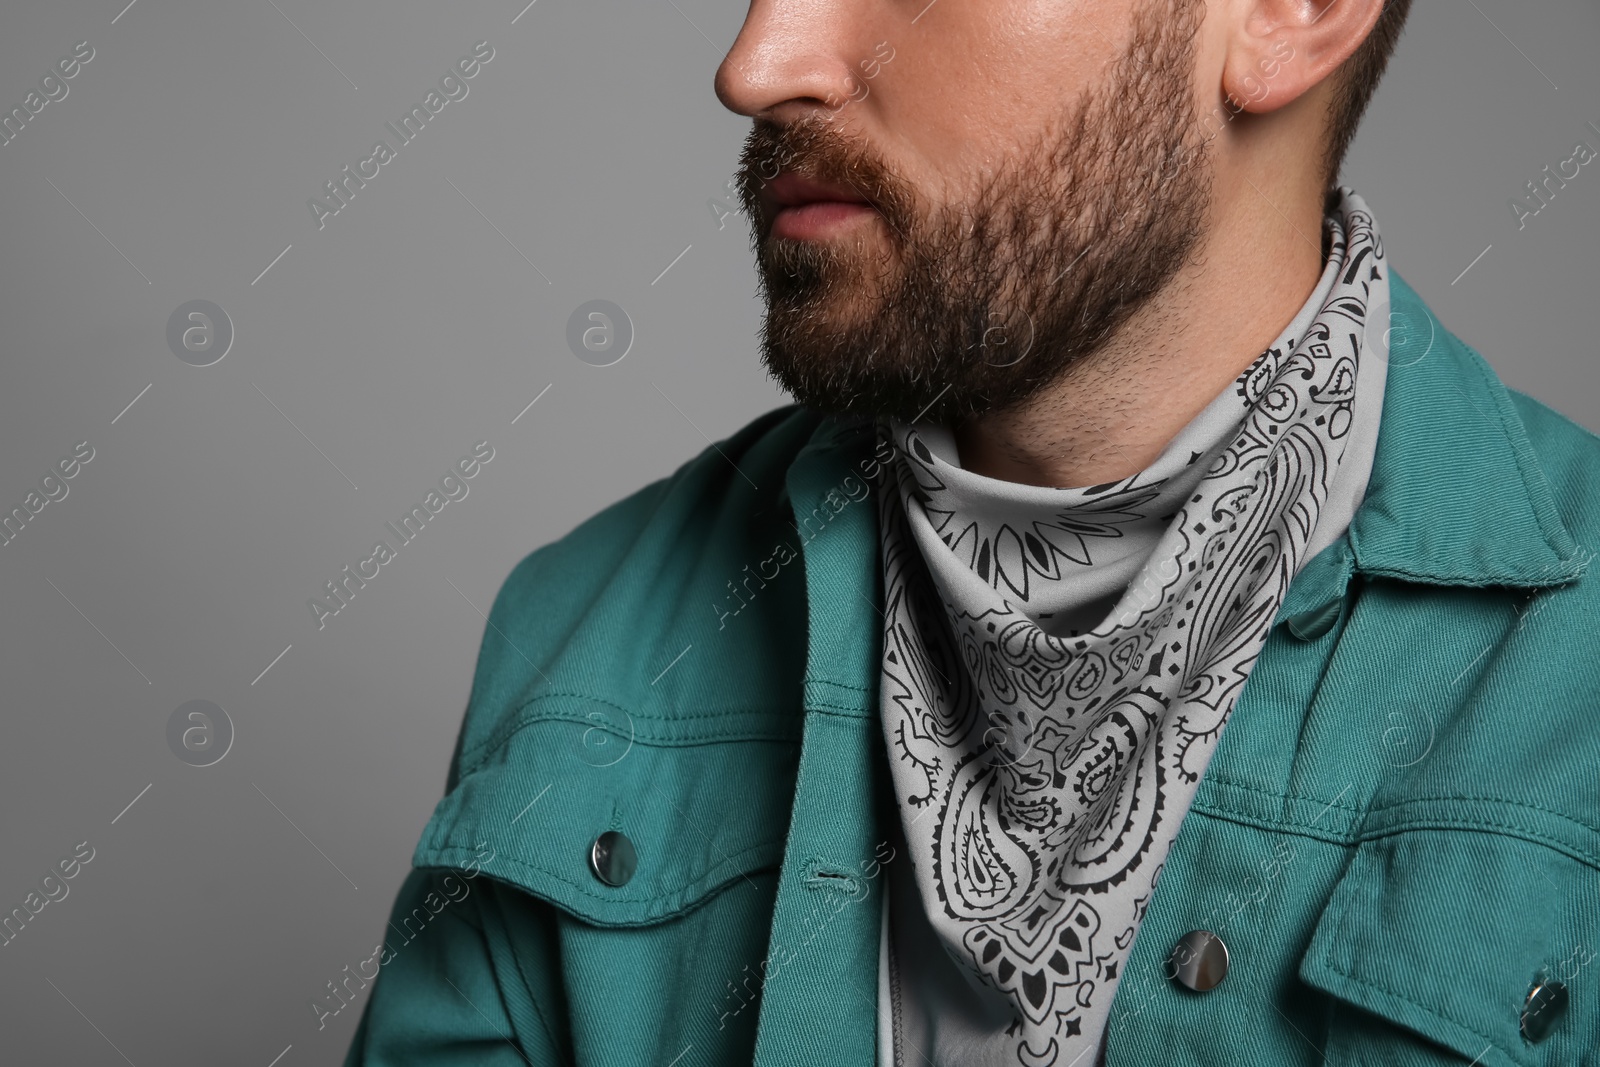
(734, 116), (915, 238)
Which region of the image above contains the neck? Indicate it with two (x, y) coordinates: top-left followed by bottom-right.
(952, 164), (1329, 488)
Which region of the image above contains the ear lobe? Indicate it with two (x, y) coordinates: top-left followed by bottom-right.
(1222, 0), (1387, 115)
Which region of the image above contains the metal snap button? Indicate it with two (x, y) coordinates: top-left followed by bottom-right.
(1168, 930), (1229, 992)
(1521, 979), (1568, 1042)
(588, 830), (637, 887)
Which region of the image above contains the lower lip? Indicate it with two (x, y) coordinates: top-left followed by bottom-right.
(771, 201), (878, 241)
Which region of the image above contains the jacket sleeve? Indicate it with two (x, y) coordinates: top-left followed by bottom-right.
(341, 867), (567, 1066)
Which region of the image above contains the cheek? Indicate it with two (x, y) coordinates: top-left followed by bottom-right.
(892, 12), (1103, 172)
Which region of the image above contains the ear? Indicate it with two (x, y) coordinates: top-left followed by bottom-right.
(1220, 0), (1388, 115)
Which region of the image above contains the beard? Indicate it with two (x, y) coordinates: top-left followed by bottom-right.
(735, 0), (1213, 426)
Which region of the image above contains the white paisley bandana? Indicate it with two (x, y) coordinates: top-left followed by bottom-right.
(874, 189), (1389, 1065)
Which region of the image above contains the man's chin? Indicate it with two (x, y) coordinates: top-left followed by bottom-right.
(759, 344), (951, 424)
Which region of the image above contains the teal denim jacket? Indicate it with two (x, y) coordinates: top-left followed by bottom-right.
(343, 272), (1600, 1066)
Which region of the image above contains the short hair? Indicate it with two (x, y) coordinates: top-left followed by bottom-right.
(1322, 0), (1415, 189)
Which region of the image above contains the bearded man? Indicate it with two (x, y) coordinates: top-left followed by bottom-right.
(345, 1), (1600, 1063)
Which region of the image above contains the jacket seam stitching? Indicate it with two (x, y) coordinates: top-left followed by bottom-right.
(1352, 563), (1580, 586)
(1203, 773), (1600, 838)
(1201, 773), (1361, 813)
(427, 836), (781, 912)
(461, 726), (800, 776)
(806, 679), (872, 694)
(471, 689), (789, 728)
(1320, 954), (1521, 1067)
(803, 703), (872, 719)
(1188, 802), (1354, 847)
(459, 694), (802, 772)
(1352, 818), (1600, 870)
(1191, 803), (1600, 871)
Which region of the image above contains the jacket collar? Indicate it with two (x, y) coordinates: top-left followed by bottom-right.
(1344, 270), (1585, 589)
(796, 269), (1587, 639)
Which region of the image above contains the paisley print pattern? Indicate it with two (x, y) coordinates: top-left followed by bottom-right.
(877, 190), (1388, 1064)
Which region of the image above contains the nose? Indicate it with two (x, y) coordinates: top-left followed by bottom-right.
(714, 0), (869, 121)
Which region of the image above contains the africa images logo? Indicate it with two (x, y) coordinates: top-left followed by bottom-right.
(308, 441), (495, 630)
(308, 41), (495, 231)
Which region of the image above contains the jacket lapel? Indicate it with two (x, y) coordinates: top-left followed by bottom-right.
(1346, 271), (1586, 587)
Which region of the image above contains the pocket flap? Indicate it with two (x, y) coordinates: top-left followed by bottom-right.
(1298, 829), (1597, 1065)
(413, 695), (800, 927)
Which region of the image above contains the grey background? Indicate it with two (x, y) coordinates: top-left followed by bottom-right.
(0, 0), (1594, 1063)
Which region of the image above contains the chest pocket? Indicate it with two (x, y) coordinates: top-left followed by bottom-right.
(416, 694), (803, 926)
(1298, 825), (1600, 1065)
